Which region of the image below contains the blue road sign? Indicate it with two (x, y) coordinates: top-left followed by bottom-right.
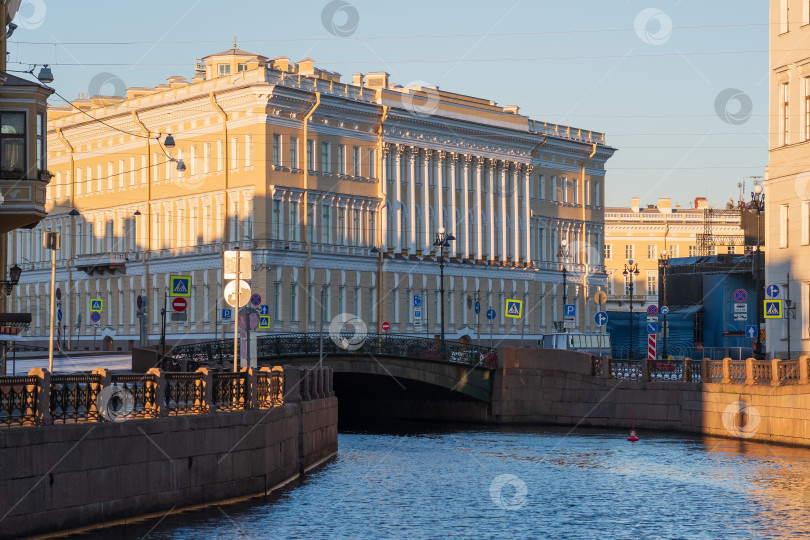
(90, 312), (101, 323)
(660, 306), (669, 315)
(414, 309), (422, 318)
(55, 287), (62, 301)
(260, 305), (269, 316)
(486, 308), (496, 321)
(137, 295), (143, 310)
(474, 301), (481, 315)
(57, 309), (62, 322)
(170, 276), (191, 297)
(250, 294), (262, 306)
(90, 299), (103, 312)
(594, 311), (608, 326)
(733, 289), (748, 303)
(564, 304), (576, 318)
(222, 309), (232, 320)
(647, 322), (658, 334)
(766, 284), (780, 298)
(414, 294), (421, 308)
(745, 325), (757, 339)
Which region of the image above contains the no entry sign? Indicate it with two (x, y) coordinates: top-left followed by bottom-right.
(381, 321), (390, 332)
(172, 297), (188, 312)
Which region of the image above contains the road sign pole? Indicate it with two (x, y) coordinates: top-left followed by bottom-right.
(234, 252), (240, 373)
(48, 250), (56, 373)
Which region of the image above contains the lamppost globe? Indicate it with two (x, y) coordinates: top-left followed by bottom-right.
(661, 250), (667, 257)
(560, 239), (568, 248)
(438, 226), (445, 235)
(754, 184), (763, 195)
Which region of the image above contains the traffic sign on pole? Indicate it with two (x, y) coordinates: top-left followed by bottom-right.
(766, 284), (780, 298)
(764, 300), (782, 318)
(90, 299), (103, 312)
(594, 311), (608, 326)
(381, 321), (390, 332)
(250, 294), (262, 306)
(222, 309), (232, 320)
(648, 334), (657, 360)
(647, 305), (658, 317)
(486, 308), (496, 321)
(745, 325), (757, 339)
(172, 297), (187, 312)
(474, 301), (481, 314)
(733, 289), (748, 302)
(564, 304), (576, 318)
(647, 322), (658, 334)
(660, 306), (669, 315)
(505, 299), (523, 318)
(170, 276), (191, 297)
(90, 312), (101, 323)
(260, 305), (269, 316)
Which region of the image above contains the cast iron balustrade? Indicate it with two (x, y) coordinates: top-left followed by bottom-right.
(212, 372), (247, 412)
(50, 374), (102, 424)
(256, 369), (283, 409)
(610, 360), (644, 380)
(650, 361), (682, 381)
(109, 374), (159, 419)
(165, 372), (207, 415)
(0, 375), (38, 427)
(684, 361), (702, 383)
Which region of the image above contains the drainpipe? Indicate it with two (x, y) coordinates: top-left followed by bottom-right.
(301, 93), (320, 329)
(580, 142), (598, 327)
(210, 92), (229, 340)
(132, 111), (153, 343)
(55, 128), (75, 349)
(375, 103), (389, 333)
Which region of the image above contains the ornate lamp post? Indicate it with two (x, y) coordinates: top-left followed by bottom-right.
(747, 183), (765, 358)
(433, 226), (455, 342)
(558, 239), (570, 332)
(623, 259), (640, 359)
(1, 264), (22, 295)
(659, 249), (670, 359)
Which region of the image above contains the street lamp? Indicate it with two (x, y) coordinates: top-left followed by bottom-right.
(623, 259), (640, 359)
(558, 239), (570, 332)
(659, 249), (670, 359)
(433, 226), (455, 342)
(747, 183), (765, 358)
(2, 264), (22, 295)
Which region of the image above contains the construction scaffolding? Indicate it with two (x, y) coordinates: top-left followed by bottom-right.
(696, 208), (745, 256)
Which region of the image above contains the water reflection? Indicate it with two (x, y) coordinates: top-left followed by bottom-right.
(71, 424), (810, 540)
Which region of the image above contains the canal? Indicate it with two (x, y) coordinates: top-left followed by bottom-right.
(74, 424), (810, 539)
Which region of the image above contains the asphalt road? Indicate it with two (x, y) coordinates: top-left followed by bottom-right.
(4, 354), (132, 375)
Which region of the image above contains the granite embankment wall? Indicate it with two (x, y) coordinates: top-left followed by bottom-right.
(492, 347), (810, 447)
(0, 367), (337, 539)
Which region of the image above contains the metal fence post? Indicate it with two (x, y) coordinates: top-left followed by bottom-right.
(195, 367), (213, 412)
(241, 366), (258, 409)
(146, 367), (166, 417)
(28, 368), (52, 426)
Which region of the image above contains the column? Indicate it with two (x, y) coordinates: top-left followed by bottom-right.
(475, 158), (483, 261)
(524, 166), (532, 265)
(487, 159), (496, 262)
(500, 162), (508, 264)
(393, 145), (403, 253)
(381, 146), (389, 249)
(449, 153), (458, 257)
(422, 150), (431, 250)
(408, 147), (417, 254)
(462, 155), (470, 260)
(436, 152), (445, 232)
(512, 165), (521, 264)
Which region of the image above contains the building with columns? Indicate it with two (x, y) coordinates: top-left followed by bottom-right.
(6, 46), (615, 350)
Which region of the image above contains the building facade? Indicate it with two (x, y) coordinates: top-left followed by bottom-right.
(6, 47), (615, 350)
(765, 0), (810, 359)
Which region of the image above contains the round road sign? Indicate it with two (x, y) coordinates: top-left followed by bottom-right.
(660, 306), (669, 315)
(593, 290), (607, 305)
(90, 312), (101, 323)
(733, 289), (748, 303)
(55, 287), (62, 301)
(250, 293), (262, 306)
(486, 308), (497, 321)
(224, 280), (252, 308)
(474, 301), (481, 315)
(381, 321), (390, 332)
(136, 295), (143, 310)
(172, 297), (187, 312)
(647, 305), (658, 317)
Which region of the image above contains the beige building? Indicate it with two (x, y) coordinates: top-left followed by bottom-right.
(605, 197), (747, 313)
(765, 0), (810, 358)
(6, 46), (615, 350)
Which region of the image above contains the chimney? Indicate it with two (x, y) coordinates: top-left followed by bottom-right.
(503, 105), (520, 115)
(298, 58), (315, 75)
(352, 73), (364, 86)
(675, 204), (681, 211)
(365, 71), (390, 90)
(658, 197), (672, 214)
(695, 197), (708, 209)
(631, 197), (640, 213)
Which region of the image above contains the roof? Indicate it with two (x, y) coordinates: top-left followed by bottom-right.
(0, 71), (49, 88)
(202, 48), (268, 61)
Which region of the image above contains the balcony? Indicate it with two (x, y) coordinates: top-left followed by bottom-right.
(75, 253), (130, 276)
(0, 175), (49, 235)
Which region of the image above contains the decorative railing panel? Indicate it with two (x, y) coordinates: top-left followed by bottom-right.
(778, 360), (800, 385)
(729, 361), (746, 384)
(0, 376), (38, 427)
(257, 370), (283, 409)
(685, 361), (702, 383)
(707, 361), (723, 383)
(610, 360), (643, 381)
(50, 374), (102, 424)
(650, 361), (682, 381)
(165, 373), (207, 415)
(109, 374), (158, 420)
(752, 361), (771, 385)
(212, 372), (247, 412)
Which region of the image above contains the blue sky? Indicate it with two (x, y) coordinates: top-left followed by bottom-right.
(7, 0), (768, 208)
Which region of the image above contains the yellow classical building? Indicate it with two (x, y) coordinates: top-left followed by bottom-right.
(765, 0), (810, 358)
(6, 45), (616, 350)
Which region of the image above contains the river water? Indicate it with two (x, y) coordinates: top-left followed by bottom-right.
(75, 424), (810, 539)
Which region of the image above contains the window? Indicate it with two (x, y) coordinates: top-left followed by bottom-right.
(204, 143), (211, 174)
(338, 208), (346, 245)
(338, 286), (345, 314)
(689, 245), (697, 257)
(321, 142), (330, 172)
(539, 175), (546, 200)
(781, 0), (789, 33)
(0, 112), (25, 172)
(561, 177), (568, 203)
(573, 178), (579, 204)
(647, 244), (657, 259)
(604, 244), (612, 259)
(353, 146), (360, 176)
(217, 140), (223, 172)
(237, 63), (248, 72)
(289, 202), (299, 241)
(272, 134), (281, 166)
(624, 274), (632, 295)
(308, 285), (315, 322)
(290, 284), (298, 321)
(321, 286), (330, 322)
(289, 137), (298, 169)
(307, 140), (314, 170)
(647, 275), (657, 296)
(670, 245), (679, 258)
(803, 201), (810, 245)
(782, 82), (790, 146)
(369, 149), (376, 178)
(625, 244), (634, 260)
(273, 283), (281, 320)
(354, 287), (361, 316)
(231, 137), (238, 170)
(780, 204), (789, 248)
(37, 113), (44, 171)
(188, 148), (196, 178)
(307, 203), (314, 243)
(218, 64), (231, 76)
(271, 200), (282, 240)
(338, 145), (346, 174)
(245, 135), (252, 167)
(321, 205), (331, 243)
(727, 246), (735, 254)
(550, 176), (557, 202)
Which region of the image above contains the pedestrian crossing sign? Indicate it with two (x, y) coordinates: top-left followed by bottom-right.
(170, 276), (191, 297)
(505, 299), (523, 319)
(764, 300), (782, 319)
(259, 315), (270, 329)
(90, 299), (103, 312)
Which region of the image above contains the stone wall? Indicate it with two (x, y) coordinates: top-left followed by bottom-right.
(492, 347), (810, 447)
(0, 368), (337, 539)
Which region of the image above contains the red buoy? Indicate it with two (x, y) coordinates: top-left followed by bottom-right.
(627, 411), (640, 442)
